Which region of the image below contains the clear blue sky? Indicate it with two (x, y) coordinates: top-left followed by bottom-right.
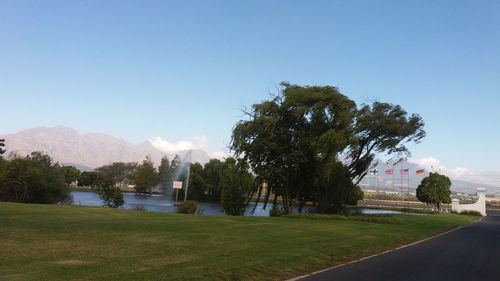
(1, 1), (499, 180)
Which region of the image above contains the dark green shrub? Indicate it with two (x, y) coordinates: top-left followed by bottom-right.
(94, 175), (124, 208)
(400, 208), (438, 214)
(269, 206), (287, 217)
(176, 200), (198, 214)
(455, 210), (482, 216)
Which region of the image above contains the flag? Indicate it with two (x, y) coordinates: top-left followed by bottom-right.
(385, 169), (394, 175)
(369, 169), (379, 175)
(416, 169), (425, 176)
(400, 169), (409, 175)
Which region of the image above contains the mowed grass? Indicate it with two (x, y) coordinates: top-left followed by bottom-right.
(0, 203), (477, 281)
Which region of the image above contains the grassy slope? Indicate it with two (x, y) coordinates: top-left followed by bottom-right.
(0, 203), (477, 281)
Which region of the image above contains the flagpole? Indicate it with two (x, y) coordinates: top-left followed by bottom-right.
(392, 165), (395, 198)
(377, 174), (380, 197)
(407, 169), (410, 209)
(400, 162), (403, 208)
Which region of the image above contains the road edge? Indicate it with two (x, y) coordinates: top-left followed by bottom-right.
(286, 216), (485, 281)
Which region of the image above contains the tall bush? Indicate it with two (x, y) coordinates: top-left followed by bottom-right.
(0, 152), (70, 204)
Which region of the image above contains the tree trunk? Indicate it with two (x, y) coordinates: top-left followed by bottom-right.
(282, 191), (294, 214)
(298, 197), (306, 213)
(317, 199), (330, 213)
(262, 186), (271, 210)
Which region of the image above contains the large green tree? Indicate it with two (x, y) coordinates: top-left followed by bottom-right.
(232, 83), (425, 213)
(0, 152), (70, 204)
(132, 157), (158, 193)
(77, 171), (99, 187)
(231, 92), (305, 213)
(416, 172), (451, 212)
(219, 158), (254, 216)
(94, 175), (124, 208)
(185, 162), (206, 201)
(158, 156), (172, 191)
(95, 162), (137, 188)
(203, 159), (225, 201)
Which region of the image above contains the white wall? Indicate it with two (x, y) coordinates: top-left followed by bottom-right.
(451, 188), (486, 216)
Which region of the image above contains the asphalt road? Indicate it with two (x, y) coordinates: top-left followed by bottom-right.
(300, 212), (500, 281)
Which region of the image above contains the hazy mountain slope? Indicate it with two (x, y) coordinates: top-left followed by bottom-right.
(0, 126), (210, 168)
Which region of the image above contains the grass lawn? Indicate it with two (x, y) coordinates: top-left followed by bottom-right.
(0, 203), (477, 281)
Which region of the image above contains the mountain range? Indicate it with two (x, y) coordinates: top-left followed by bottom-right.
(1, 126), (497, 195)
(0, 126), (210, 170)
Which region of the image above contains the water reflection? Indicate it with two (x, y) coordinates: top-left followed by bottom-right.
(70, 191), (402, 216)
(71, 191), (273, 216)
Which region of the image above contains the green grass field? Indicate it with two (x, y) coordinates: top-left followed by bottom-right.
(0, 203), (477, 281)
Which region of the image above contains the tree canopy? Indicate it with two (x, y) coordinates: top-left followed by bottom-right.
(132, 157), (159, 193)
(231, 82), (425, 213)
(94, 174), (124, 208)
(175, 157), (254, 214)
(158, 156), (172, 190)
(219, 158), (254, 215)
(0, 152), (70, 204)
(416, 172), (451, 211)
(78, 171), (99, 187)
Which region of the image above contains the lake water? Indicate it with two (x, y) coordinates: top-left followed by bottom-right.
(70, 191), (403, 216)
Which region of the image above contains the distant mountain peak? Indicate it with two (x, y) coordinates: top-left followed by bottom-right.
(1, 126), (210, 169)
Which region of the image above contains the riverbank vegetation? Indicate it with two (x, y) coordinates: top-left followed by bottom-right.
(0, 82), (427, 216)
(0, 152), (70, 204)
(0, 203), (477, 281)
(75, 156), (255, 214)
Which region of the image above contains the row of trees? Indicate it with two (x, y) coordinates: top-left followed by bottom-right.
(0, 138), (176, 207)
(231, 83), (426, 214)
(0, 148), (71, 204)
(75, 157), (174, 208)
(75, 156), (254, 214)
(77, 156), (178, 194)
(0, 136), (253, 214)
(0, 82), (440, 215)
(0, 139), (122, 206)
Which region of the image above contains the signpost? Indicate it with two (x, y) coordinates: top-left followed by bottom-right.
(173, 181), (182, 206)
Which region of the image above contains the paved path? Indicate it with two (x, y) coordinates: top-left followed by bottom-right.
(300, 212), (500, 281)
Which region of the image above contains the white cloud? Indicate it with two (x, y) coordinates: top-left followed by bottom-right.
(149, 135), (232, 160)
(149, 136), (209, 154)
(412, 157), (474, 178)
(413, 157), (442, 168)
(209, 150), (231, 160)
